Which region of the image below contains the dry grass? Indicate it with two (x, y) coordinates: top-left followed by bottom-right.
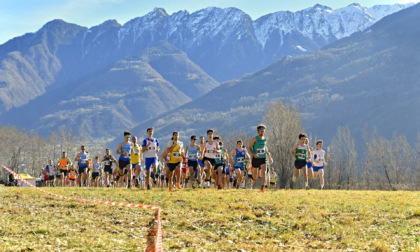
(1, 186), (420, 251)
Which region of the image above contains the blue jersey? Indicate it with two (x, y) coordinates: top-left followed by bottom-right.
(188, 145), (198, 161)
(119, 142), (131, 161)
(79, 153), (88, 168)
(235, 148), (246, 168)
(92, 162), (100, 173)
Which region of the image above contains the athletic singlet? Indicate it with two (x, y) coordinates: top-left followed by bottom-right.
(313, 149), (325, 167)
(79, 153), (88, 168)
(252, 136), (267, 158)
(119, 142), (131, 161)
(92, 162), (100, 173)
(188, 144), (198, 161)
(270, 172), (277, 183)
(295, 145), (307, 161)
(59, 158), (69, 170)
(46, 165), (55, 175)
(215, 147), (223, 164)
(131, 144), (140, 164)
(103, 155), (112, 169)
(142, 138), (159, 158)
(69, 170), (76, 179)
(204, 141), (217, 159)
(169, 141), (183, 164)
(235, 148), (246, 168)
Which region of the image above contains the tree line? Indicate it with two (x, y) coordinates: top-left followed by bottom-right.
(1, 101), (419, 190)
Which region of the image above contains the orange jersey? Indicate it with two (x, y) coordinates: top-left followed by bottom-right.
(59, 158), (69, 170)
(69, 170), (76, 179)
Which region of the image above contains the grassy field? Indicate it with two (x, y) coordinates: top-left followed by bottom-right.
(1, 186), (420, 251)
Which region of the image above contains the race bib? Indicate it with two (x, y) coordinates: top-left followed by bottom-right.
(215, 153), (221, 159)
(61, 165), (67, 169)
(173, 152), (181, 157)
(80, 159), (87, 164)
(104, 161), (110, 166)
(124, 154), (130, 159)
(298, 153), (305, 159)
(237, 157), (244, 163)
(148, 146), (156, 151)
(133, 149), (139, 154)
(189, 154), (197, 160)
(207, 150), (214, 154)
(257, 149), (265, 155)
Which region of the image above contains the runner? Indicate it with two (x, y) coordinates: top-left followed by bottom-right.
(57, 151), (72, 187)
(305, 137), (314, 180)
(180, 157), (188, 188)
(161, 131), (184, 190)
(197, 136), (206, 187)
(311, 140), (327, 189)
(291, 133), (311, 190)
(131, 136), (142, 189)
(269, 166), (277, 189)
(116, 131), (132, 188)
(68, 165), (77, 187)
(102, 149), (117, 187)
(229, 140), (250, 189)
(141, 128), (160, 190)
(202, 129), (219, 188)
(213, 137), (224, 189)
(185, 135), (201, 188)
(45, 160), (55, 187)
(91, 157), (101, 187)
(249, 124), (271, 192)
(159, 161), (166, 189)
(75, 146), (89, 187)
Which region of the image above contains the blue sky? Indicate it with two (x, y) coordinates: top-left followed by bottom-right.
(0, 0), (418, 44)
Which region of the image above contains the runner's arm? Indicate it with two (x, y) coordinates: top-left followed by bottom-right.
(291, 145), (298, 156)
(248, 137), (257, 158)
(116, 143), (123, 155)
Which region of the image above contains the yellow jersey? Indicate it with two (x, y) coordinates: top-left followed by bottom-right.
(131, 144), (141, 164)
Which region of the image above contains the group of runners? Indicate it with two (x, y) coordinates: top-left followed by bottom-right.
(42, 125), (327, 191)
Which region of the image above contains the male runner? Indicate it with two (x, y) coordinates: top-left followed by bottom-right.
(142, 128), (160, 190)
(161, 131), (184, 190)
(229, 140), (250, 189)
(249, 124), (271, 192)
(202, 129), (219, 187)
(57, 151), (72, 187)
(45, 160), (55, 187)
(131, 136), (142, 188)
(291, 133), (311, 190)
(75, 147), (89, 187)
(185, 135), (201, 188)
(102, 149), (117, 187)
(312, 140), (327, 189)
(116, 131), (132, 188)
(91, 157), (101, 187)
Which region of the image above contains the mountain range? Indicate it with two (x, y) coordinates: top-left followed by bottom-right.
(0, 2), (416, 143)
(112, 3), (420, 147)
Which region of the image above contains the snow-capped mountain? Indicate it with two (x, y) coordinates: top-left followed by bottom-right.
(0, 2), (415, 138)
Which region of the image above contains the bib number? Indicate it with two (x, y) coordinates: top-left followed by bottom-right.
(298, 153), (305, 159)
(173, 152), (181, 158)
(207, 150), (214, 154)
(189, 154), (197, 160)
(237, 157), (244, 163)
(104, 161), (110, 166)
(257, 149), (265, 155)
(148, 146), (156, 151)
(215, 154), (221, 159)
(80, 159), (87, 164)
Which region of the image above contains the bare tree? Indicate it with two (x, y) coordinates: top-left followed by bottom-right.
(328, 126), (358, 189)
(262, 100), (304, 189)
